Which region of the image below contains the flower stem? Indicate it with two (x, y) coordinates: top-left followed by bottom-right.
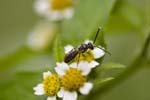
(55, 20), (63, 35)
(53, 20), (65, 62)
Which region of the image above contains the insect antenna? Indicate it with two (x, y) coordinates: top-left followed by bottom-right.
(96, 46), (111, 55)
(93, 27), (102, 44)
(93, 27), (111, 55)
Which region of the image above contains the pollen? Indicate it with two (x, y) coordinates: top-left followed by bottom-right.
(61, 68), (86, 91)
(51, 0), (73, 10)
(43, 74), (60, 96)
(75, 49), (95, 62)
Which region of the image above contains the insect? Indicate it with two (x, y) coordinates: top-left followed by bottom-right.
(64, 27), (110, 63)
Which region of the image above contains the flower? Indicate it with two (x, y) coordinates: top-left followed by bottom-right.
(33, 71), (61, 100)
(27, 21), (56, 51)
(55, 62), (95, 100)
(64, 40), (105, 63)
(34, 0), (74, 21)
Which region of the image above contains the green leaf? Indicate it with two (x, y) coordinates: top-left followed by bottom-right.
(100, 63), (126, 71)
(0, 47), (37, 73)
(95, 63), (126, 79)
(94, 77), (114, 86)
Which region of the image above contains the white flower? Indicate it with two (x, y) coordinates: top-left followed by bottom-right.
(34, 0), (74, 21)
(27, 21), (55, 51)
(64, 40), (105, 62)
(55, 62), (94, 100)
(33, 71), (61, 100)
(84, 40), (105, 58)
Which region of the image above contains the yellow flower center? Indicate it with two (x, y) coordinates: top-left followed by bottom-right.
(43, 74), (60, 96)
(51, 0), (73, 10)
(61, 68), (86, 91)
(75, 50), (95, 62)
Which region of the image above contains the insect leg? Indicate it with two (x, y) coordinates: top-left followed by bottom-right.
(77, 53), (81, 65)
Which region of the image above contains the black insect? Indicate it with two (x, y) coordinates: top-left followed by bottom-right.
(64, 27), (110, 63)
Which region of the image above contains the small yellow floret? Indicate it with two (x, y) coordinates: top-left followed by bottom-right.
(43, 74), (60, 96)
(61, 68), (86, 91)
(75, 49), (95, 62)
(51, 0), (73, 10)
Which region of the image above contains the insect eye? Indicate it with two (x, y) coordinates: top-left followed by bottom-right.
(88, 43), (94, 49)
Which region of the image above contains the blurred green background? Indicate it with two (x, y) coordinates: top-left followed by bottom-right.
(0, 0), (150, 100)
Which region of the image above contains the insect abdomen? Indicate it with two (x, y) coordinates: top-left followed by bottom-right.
(64, 50), (78, 63)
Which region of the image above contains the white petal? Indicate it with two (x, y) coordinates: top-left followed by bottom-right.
(89, 61), (99, 68)
(57, 87), (66, 98)
(63, 91), (77, 100)
(92, 47), (105, 59)
(33, 83), (44, 95)
(64, 45), (74, 54)
(47, 96), (56, 100)
(63, 8), (74, 19)
(78, 61), (92, 76)
(55, 62), (69, 77)
(79, 82), (93, 95)
(69, 62), (77, 68)
(34, 0), (49, 16)
(84, 40), (93, 44)
(43, 71), (52, 79)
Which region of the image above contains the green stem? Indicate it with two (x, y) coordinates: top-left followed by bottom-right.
(55, 20), (63, 35)
(53, 20), (65, 62)
(83, 33), (150, 100)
